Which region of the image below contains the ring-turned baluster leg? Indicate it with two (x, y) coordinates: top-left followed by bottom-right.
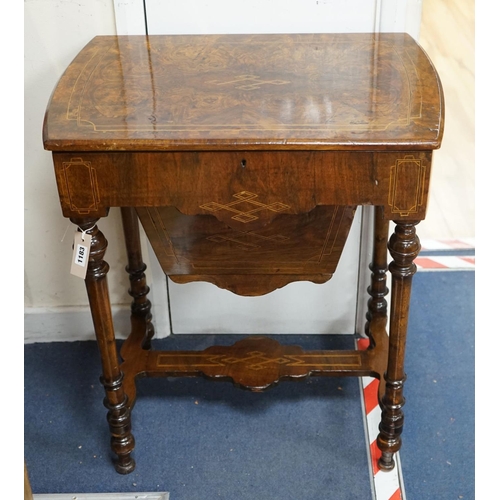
(377, 220), (420, 471)
(71, 217), (136, 474)
(121, 207), (155, 349)
(365, 206), (390, 345)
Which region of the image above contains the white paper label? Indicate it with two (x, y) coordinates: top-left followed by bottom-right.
(70, 230), (91, 279)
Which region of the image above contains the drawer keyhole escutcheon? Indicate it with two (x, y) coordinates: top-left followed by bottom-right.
(240, 159), (247, 168)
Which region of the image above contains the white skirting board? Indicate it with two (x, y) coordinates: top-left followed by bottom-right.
(24, 305), (170, 344)
(24, 306), (131, 343)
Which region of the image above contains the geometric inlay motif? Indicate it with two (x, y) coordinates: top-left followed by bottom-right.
(154, 336), (365, 390)
(61, 157), (100, 214)
(388, 155), (426, 217)
(208, 351), (362, 371)
(211, 351), (290, 371)
(206, 74), (291, 91)
(200, 191), (290, 223)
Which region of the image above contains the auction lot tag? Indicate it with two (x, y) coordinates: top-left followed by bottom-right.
(70, 230), (91, 279)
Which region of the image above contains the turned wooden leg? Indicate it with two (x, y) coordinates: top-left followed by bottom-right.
(121, 207), (155, 349)
(377, 220), (420, 471)
(71, 217), (136, 474)
(365, 206), (390, 345)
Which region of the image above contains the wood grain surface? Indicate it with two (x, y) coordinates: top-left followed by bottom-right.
(43, 33), (444, 152)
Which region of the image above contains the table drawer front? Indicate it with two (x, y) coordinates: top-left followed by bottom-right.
(53, 151), (432, 221)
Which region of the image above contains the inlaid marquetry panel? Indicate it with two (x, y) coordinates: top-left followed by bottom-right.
(388, 155), (426, 216)
(43, 33), (444, 152)
(200, 191), (290, 224)
(153, 336), (363, 391)
(136, 204), (356, 289)
(51, 151), (433, 221)
(60, 157), (100, 214)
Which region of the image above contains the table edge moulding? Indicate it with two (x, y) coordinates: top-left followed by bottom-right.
(42, 33), (444, 475)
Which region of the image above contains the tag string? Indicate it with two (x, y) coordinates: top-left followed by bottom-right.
(78, 224), (97, 240)
(60, 222), (70, 243)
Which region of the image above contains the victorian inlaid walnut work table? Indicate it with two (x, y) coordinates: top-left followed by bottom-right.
(43, 33), (444, 474)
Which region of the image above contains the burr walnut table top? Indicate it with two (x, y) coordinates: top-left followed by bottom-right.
(43, 33), (444, 152)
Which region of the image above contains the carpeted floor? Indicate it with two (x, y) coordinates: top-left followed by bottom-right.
(24, 270), (474, 499)
(402, 270), (474, 499)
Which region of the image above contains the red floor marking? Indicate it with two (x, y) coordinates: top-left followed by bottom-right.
(389, 489), (403, 500)
(364, 378), (379, 415)
(461, 256), (475, 264)
(358, 338), (370, 350)
(415, 257), (448, 269)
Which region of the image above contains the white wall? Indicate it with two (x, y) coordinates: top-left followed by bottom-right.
(143, 0), (422, 37)
(24, 0), (133, 341)
(24, 0), (422, 342)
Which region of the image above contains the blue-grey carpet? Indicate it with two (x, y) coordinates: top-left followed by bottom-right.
(24, 335), (371, 500)
(24, 270), (474, 499)
(402, 270), (474, 499)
